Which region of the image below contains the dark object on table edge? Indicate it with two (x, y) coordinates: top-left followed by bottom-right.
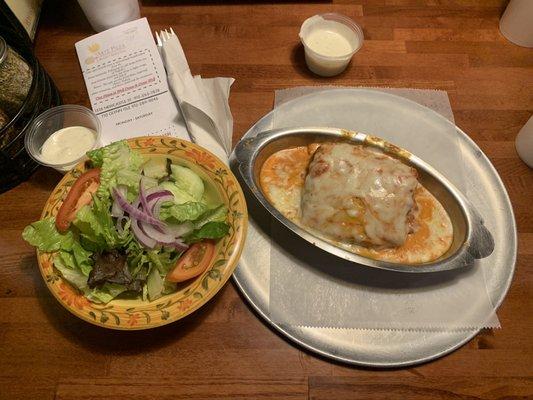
(0, 7), (62, 194)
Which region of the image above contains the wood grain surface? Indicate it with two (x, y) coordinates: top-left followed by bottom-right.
(1, 0), (532, 399)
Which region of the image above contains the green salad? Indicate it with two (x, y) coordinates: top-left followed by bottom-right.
(23, 140), (229, 304)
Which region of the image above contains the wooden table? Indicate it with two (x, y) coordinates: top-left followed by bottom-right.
(1, 1), (532, 398)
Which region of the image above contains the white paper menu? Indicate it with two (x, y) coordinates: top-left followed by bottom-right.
(75, 18), (189, 144)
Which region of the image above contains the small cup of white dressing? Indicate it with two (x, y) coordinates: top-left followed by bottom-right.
(299, 13), (364, 77)
(25, 105), (101, 173)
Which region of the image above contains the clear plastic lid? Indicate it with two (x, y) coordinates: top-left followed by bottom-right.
(299, 13), (364, 61)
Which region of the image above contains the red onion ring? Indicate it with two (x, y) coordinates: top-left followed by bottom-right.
(139, 179), (152, 217)
(130, 217), (157, 249)
(150, 196), (174, 220)
(139, 220), (176, 244)
(113, 186), (191, 250)
(111, 186), (127, 217)
(112, 188), (164, 228)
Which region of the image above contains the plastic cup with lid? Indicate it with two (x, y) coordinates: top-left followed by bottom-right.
(516, 115), (533, 168)
(299, 13), (364, 77)
(25, 105), (102, 173)
(77, 0), (141, 32)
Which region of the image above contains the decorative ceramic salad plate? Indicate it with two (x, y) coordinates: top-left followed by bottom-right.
(23, 136), (247, 330)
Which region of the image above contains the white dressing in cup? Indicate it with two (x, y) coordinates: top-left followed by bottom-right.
(299, 13), (364, 77)
(305, 29), (354, 57)
(40, 126), (97, 165)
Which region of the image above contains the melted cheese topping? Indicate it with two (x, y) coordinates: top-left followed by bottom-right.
(259, 143), (453, 264)
(341, 186), (453, 263)
(302, 143), (418, 247)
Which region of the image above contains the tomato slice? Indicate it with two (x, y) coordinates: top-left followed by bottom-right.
(56, 168), (101, 232)
(166, 241), (215, 283)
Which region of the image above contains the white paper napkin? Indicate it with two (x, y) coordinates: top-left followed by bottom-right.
(157, 29), (234, 162)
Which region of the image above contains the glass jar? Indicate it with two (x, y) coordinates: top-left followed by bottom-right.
(0, 35), (33, 118)
(0, 108), (8, 130)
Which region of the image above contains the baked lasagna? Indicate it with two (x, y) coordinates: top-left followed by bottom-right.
(259, 142), (453, 264)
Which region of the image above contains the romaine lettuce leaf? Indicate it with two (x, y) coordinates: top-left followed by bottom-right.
(71, 241), (94, 276)
(86, 146), (104, 167)
(142, 283), (148, 302)
(162, 280), (177, 295)
(85, 283), (127, 304)
(159, 181), (196, 204)
(116, 170), (157, 202)
(193, 204), (227, 229)
(146, 267), (164, 301)
(145, 249), (180, 300)
(159, 201), (207, 223)
(128, 251), (148, 278)
(55, 244), (93, 277)
(87, 140), (144, 200)
(53, 252), (89, 290)
(55, 255), (128, 304)
(22, 218), (74, 252)
(72, 196), (123, 252)
(147, 249), (178, 275)
(184, 221), (230, 243)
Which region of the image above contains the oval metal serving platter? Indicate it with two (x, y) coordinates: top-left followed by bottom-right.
(234, 126), (494, 273)
(228, 88), (517, 367)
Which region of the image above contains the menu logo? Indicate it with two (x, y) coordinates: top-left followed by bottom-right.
(84, 43), (100, 65)
(88, 43), (100, 53)
(84, 42), (126, 65)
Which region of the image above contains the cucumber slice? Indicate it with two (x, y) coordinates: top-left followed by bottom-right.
(170, 164), (204, 200)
